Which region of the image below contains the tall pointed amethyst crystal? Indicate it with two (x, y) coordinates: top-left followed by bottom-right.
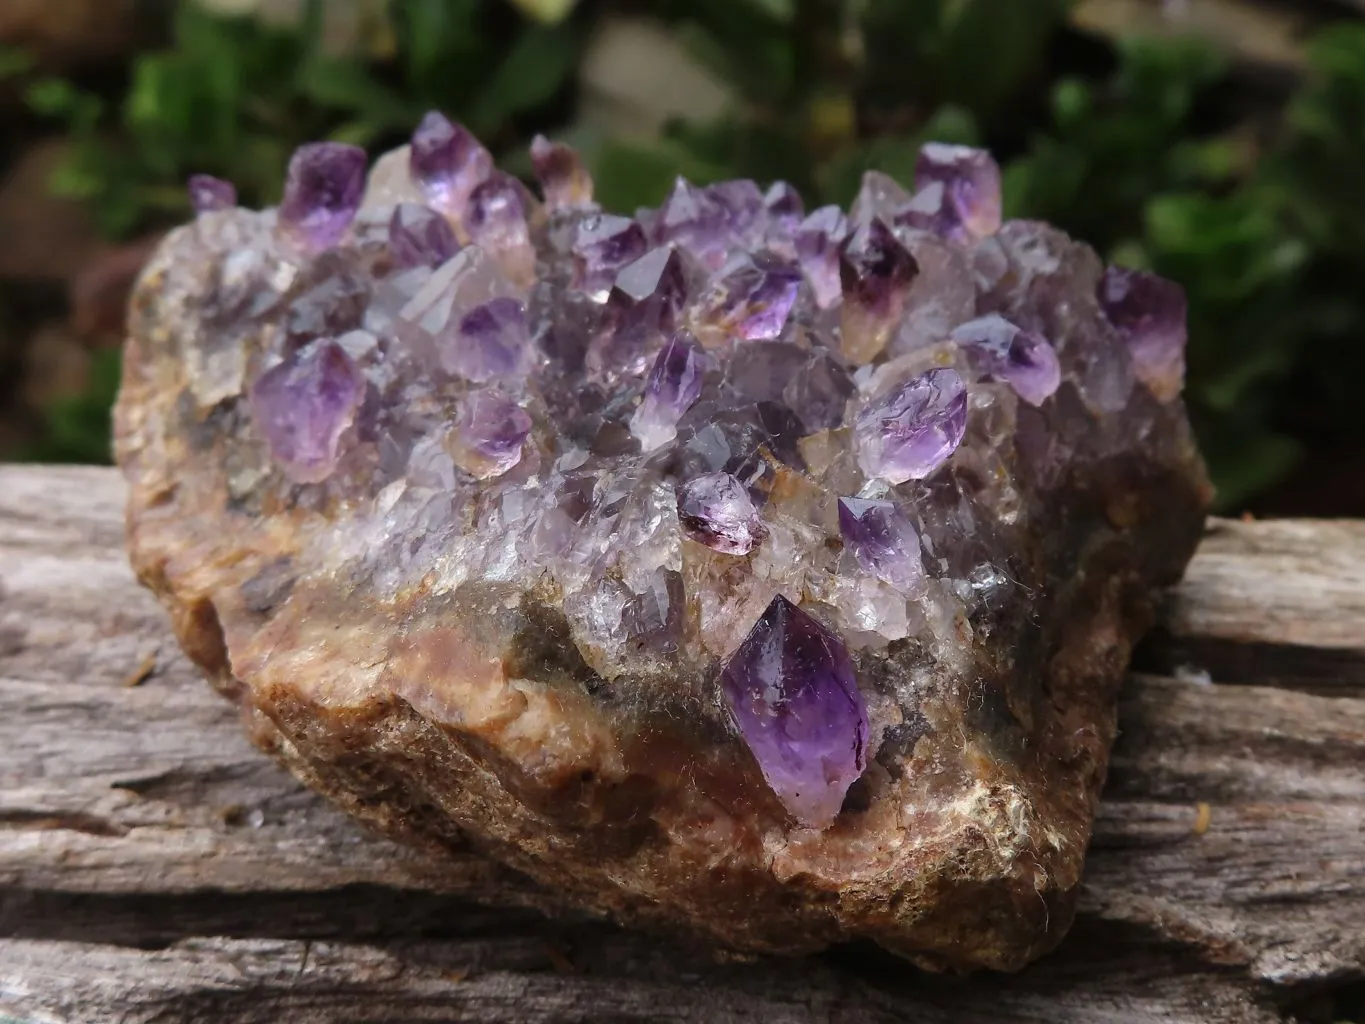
(248, 339), (363, 482)
(1097, 266), (1188, 402)
(837, 497), (923, 593)
(696, 253), (802, 342)
(410, 111), (493, 217)
(720, 595), (869, 827)
(630, 333), (705, 450)
(278, 142), (367, 253)
(839, 219), (918, 363)
(794, 206), (849, 309)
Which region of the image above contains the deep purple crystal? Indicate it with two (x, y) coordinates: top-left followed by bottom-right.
(950, 314), (1061, 407)
(442, 297), (529, 383)
(837, 497), (923, 593)
(676, 472), (763, 555)
(913, 143), (1002, 242)
(839, 218), (919, 362)
(1097, 266), (1188, 402)
(630, 332), (706, 450)
(249, 338), (363, 482)
(530, 134), (594, 210)
(278, 142), (367, 253)
(410, 111), (493, 216)
(854, 367), (968, 483)
(720, 595), (869, 827)
(388, 203), (458, 269)
(449, 389), (532, 479)
(696, 252), (803, 342)
(794, 206), (850, 309)
(188, 174), (236, 214)
(572, 214), (648, 295)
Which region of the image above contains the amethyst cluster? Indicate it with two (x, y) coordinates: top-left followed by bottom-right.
(115, 115), (1208, 970)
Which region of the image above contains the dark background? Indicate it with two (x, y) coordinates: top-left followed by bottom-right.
(3, 0), (1364, 515)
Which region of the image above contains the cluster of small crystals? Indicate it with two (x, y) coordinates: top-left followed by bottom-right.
(182, 120), (1189, 829)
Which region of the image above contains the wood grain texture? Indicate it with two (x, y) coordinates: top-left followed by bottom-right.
(1, 464), (1362, 1024)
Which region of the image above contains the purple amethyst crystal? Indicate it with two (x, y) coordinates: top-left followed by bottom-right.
(837, 497), (923, 593)
(531, 134), (594, 210)
(466, 172), (536, 284)
(188, 174), (236, 214)
(654, 178), (760, 270)
(764, 181), (804, 238)
(794, 206), (850, 309)
(248, 338), (363, 482)
(913, 143), (1002, 242)
(950, 314), (1061, 407)
(630, 332), (705, 450)
(573, 214), (648, 296)
(278, 142), (368, 253)
(449, 389), (532, 478)
(590, 246), (689, 378)
(720, 595), (869, 827)
(839, 219), (919, 362)
(388, 203), (459, 269)
(695, 252), (803, 342)
(854, 367), (968, 483)
(1097, 266), (1188, 402)
(613, 246), (687, 328)
(409, 111), (493, 217)
(676, 472), (763, 555)
(443, 297), (529, 383)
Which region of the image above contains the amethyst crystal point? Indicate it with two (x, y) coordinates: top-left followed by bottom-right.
(613, 246), (687, 328)
(445, 297), (530, 383)
(696, 252), (802, 342)
(448, 388), (532, 479)
(630, 332), (705, 450)
(855, 367), (968, 483)
(950, 314), (1062, 407)
(837, 497), (923, 593)
(466, 172), (536, 285)
(188, 174), (236, 214)
(794, 206), (850, 309)
(248, 338), (363, 483)
(913, 142), (1002, 242)
(388, 203), (459, 269)
(1097, 266), (1188, 402)
(656, 177), (729, 269)
(530, 134), (594, 210)
(409, 111), (493, 217)
(677, 471), (763, 555)
(278, 142), (367, 253)
(720, 595), (869, 828)
(764, 180), (804, 238)
(839, 219), (919, 363)
(572, 214), (648, 296)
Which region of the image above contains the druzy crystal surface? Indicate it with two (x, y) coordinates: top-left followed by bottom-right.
(115, 118), (1209, 972)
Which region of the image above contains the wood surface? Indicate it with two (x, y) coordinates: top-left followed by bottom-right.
(0, 464), (1362, 1023)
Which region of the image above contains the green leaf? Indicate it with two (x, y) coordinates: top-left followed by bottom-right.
(296, 55), (413, 126)
(469, 25), (578, 131)
(0, 46), (34, 78)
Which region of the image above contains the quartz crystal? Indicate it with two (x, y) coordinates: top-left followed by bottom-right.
(854, 368), (969, 483)
(188, 174), (236, 213)
(388, 203), (459, 269)
(1097, 266), (1188, 402)
(114, 132), (1210, 974)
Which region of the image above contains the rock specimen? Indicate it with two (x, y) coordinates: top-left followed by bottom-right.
(114, 115), (1210, 972)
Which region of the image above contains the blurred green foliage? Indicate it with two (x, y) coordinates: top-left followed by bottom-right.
(14, 0), (1365, 509)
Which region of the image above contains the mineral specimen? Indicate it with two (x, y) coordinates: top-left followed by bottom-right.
(115, 114), (1209, 973)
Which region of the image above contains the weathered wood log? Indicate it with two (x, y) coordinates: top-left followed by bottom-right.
(0, 464), (1362, 1023)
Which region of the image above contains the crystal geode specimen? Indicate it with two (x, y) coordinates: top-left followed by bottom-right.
(114, 123), (1209, 971)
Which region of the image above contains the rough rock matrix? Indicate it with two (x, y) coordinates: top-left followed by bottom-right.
(114, 124), (1210, 971)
